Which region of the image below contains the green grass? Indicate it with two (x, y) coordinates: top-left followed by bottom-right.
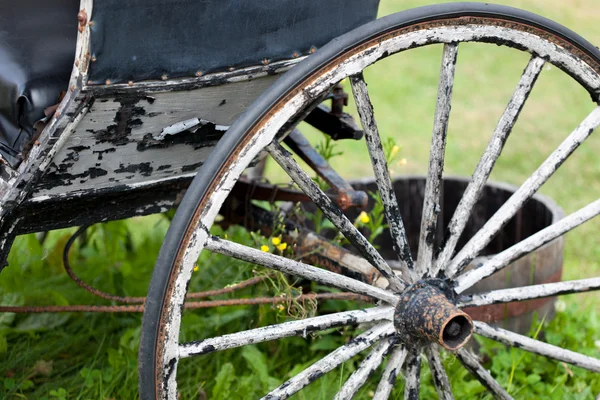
(2, 1), (600, 398)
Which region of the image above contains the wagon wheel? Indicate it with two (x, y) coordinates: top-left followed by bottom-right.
(140, 3), (600, 399)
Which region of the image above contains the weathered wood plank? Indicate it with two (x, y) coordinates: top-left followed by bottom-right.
(32, 76), (277, 198)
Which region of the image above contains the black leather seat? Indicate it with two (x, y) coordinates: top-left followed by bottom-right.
(0, 0), (79, 167)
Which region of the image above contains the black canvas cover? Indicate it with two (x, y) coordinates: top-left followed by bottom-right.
(88, 0), (380, 84)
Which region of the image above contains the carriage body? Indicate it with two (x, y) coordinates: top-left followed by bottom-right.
(0, 0), (380, 266)
(2, 1), (600, 398)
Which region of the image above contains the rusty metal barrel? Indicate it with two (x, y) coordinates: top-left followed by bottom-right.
(350, 176), (564, 334)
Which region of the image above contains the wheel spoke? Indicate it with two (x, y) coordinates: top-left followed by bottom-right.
(425, 346), (453, 400)
(350, 73), (415, 281)
(474, 321), (600, 372)
(373, 345), (408, 400)
(458, 277), (600, 307)
(179, 306), (392, 358)
(404, 349), (422, 400)
(205, 236), (398, 304)
(261, 323), (395, 400)
(417, 43), (458, 277)
(454, 198), (600, 293)
(334, 337), (395, 400)
(455, 348), (512, 399)
(447, 105), (600, 277)
(434, 56), (545, 276)
(267, 141), (405, 291)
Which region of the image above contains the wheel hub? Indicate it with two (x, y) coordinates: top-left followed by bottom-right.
(393, 279), (473, 350)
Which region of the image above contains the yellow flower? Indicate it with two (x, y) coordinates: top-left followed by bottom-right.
(399, 158), (407, 166)
(193, 264), (199, 272)
(277, 242), (288, 251)
(390, 145), (400, 159)
(277, 304), (285, 311)
(260, 245), (270, 252)
(271, 237), (281, 246)
(224, 233), (228, 239)
(359, 211), (370, 224)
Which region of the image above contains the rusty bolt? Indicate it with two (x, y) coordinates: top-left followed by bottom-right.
(70, 85), (76, 92)
(292, 52), (300, 58)
(74, 60), (79, 67)
(88, 21), (95, 27)
(228, 67), (235, 72)
(195, 71), (203, 77)
(310, 46), (317, 54)
(128, 81), (134, 86)
(91, 55), (97, 62)
(262, 58), (269, 65)
(161, 75), (168, 81)
(105, 79), (111, 85)
(77, 10), (88, 32)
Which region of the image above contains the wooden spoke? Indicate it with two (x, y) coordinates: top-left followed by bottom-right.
(179, 306), (393, 358)
(334, 337), (395, 400)
(350, 73), (415, 281)
(434, 56), (545, 276)
(261, 323), (395, 400)
(404, 349), (422, 400)
(267, 141), (405, 291)
(456, 348), (513, 399)
(205, 236), (398, 304)
(447, 106), (600, 277)
(459, 277), (600, 307)
(417, 43), (458, 277)
(454, 198), (600, 293)
(425, 346), (454, 400)
(474, 321), (600, 372)
(372, 345), (408, 400)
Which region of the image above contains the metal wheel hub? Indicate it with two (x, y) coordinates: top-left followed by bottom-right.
(393, 279), (473, 350)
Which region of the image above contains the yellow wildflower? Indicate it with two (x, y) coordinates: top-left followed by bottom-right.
(359, 211), (370, 224)
(224, 233), (228, 239)
(271, 237), (281, 246)
(277, 242), (288, 251)
(260, 245), (270, 252)
(277, 304), (285, 311)
(390, 145), (400, 159)
(193, 264), (199, 272)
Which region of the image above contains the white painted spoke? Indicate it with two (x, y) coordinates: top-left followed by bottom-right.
(434, 56), (545, 276)
(447, 106), (600, 277)
(261, 323), (395, 400)
(458, 277), (600, 307)
(334, 337), (395, 400)
(425, 346), (453, 400)
(350, 73), (416, 281)
(454, 198), (600, 293)
(179, 306), (393, 358)
(267, 141), (405, 292)
(373, 345), (408, 400)
(456, 348), (512, 399)
(205, 236), (398, 304)
(404, 349), (422, 400)
(474, 321), (600, 372)
(417, 43), (458, 277)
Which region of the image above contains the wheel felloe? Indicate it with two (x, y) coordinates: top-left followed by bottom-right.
(393, 280), (473, 350)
